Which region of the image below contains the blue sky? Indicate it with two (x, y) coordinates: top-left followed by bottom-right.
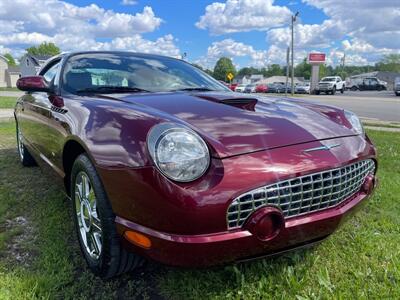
(0, 0), (399, 69)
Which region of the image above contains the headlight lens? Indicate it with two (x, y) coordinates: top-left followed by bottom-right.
(148, 123), (210, 182)
(345, 110), (364, 134)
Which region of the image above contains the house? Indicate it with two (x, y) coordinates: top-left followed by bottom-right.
(232, 75), (251, 85)
(249, 74), (264, 83)
(20, 54), (52, 77)
(0, 55), (21, 88)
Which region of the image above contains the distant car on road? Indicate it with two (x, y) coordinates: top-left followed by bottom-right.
(244, 84), (257, 93)
(229, 83), (238, 91)
(395, 77), (400, 96)
(295, 82), (310, 94)
(352, 77), (387, 91)
(316, 76), (345, 95)
(234, 84), (246, 92)
(255, 84), (268, 93)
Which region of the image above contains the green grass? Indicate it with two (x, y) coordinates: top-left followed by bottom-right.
(0, 97), (17, 109)
(0, 120), (399, 299)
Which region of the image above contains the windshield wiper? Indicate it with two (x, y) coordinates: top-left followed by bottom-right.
(171, 87), (215, 92)
(75, 86), (151, 94)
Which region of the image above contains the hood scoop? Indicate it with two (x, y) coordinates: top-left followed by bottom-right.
(197, 94), (258, 111)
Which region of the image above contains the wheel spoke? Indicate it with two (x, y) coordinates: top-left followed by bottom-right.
(90, 232), (102, 256)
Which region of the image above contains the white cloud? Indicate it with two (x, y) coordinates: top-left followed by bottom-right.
(301, 0), (400, 51)
(0, 0), (181, 58)
(196, 0), (292, 35)
(267, 19), (346, 49)
(121, 0), (137, 5)
(195, 39), (306, 69)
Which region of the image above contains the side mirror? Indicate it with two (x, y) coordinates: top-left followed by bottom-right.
(16, 76), (51, 93)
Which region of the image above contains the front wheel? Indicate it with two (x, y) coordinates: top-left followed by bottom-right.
(341, 87), (344, 93)
(71, 154), (144, 278)
(16, 123), (36, 167)
(331, 86), (336, 95)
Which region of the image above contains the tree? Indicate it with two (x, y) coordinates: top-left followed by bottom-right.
(376, 54), (400, 73)
(26, 42), (60, 56)
(265, 64), (284, 77)
(294, 58), (311, 79)
(213, 57), (236, 81)
(3, 53), (16, 66)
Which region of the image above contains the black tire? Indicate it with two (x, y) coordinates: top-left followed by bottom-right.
(351, 86), (358, 91)
(315, 90), (320, 95)
(331, 86), (336, 95)
(16, 122), (36, 167)
(341, 87), (344, 94)
(396, 92), (400, 96)
(71, 154), (144, 278)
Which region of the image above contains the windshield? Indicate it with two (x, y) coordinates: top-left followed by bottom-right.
(62, 52), (229, 94)
(321, 77), (335, 82)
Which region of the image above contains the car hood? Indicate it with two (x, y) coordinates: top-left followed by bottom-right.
(116, 92), (356, 158)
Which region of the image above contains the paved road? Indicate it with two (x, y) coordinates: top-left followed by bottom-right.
(306, 91), (399, 122)
(264, 91), (400, 122)
(0, 91), (23, 97)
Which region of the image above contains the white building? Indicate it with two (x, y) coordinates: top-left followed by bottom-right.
(20, 54), (52, 77)
(0, 55), (21, 88)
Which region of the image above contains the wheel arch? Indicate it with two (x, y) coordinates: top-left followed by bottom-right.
(62, 137), (95, 195)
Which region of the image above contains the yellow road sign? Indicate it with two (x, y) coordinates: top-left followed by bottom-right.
(227, 72), (234, 81)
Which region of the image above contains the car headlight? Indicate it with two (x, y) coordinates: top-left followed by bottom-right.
(345, 110), (364, 135)
(147, 123), (210, 182)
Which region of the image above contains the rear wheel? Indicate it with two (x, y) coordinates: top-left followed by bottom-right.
(16, 123), (36, 167)
(71, 154), (144, 278)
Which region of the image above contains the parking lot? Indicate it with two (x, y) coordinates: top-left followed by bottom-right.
(264, 91), (400, 122)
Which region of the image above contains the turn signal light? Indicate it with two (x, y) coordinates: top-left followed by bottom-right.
(124, 231), (152, 249)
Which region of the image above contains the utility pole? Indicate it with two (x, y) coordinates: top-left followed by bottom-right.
(285, 47), (290, 96)
(291, 12), (299, 96)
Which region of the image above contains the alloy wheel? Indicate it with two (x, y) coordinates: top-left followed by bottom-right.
(17, 126), (24, 161)
(74, 171), (103, 260)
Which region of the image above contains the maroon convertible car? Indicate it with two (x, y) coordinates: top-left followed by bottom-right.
(15, 51), (377, 278)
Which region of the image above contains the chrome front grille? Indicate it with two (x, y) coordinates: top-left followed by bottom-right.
(227, 159), (375, 229)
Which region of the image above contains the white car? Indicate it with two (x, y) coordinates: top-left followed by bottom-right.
(316, 76), (345, 95)
(395, 77), (400, 96)
(295, 82), (310, 94)
(235, 84), (247, 92)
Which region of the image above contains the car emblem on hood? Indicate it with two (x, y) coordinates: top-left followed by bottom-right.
(303, 143), (341, 153)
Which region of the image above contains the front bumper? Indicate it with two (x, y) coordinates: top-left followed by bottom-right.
(116, 185), (375, 267)
(316, 85), (334, 91)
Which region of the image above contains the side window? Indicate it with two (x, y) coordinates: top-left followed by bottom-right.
(43, 62), (60, 83)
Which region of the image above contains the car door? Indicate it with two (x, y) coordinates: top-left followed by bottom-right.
(20, 60), (61, 161)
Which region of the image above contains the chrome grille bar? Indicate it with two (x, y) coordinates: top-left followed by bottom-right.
(227, 159), (375, 229)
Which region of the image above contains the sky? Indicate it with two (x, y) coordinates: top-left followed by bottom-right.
(0, 0), (399, 69)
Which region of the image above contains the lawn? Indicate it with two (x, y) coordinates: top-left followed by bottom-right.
(0, 97), (17, 109)
(0, 120), (399, 299)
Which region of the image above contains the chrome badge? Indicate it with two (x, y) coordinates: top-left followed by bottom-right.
(303, 143), (341, 153)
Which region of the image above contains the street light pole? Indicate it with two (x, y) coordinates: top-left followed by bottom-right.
(291, 12), (299, 96)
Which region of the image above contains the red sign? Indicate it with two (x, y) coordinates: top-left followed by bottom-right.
(308, 53), (326, 64)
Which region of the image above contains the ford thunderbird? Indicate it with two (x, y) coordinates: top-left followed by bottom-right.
(15, 51), (377, 278)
